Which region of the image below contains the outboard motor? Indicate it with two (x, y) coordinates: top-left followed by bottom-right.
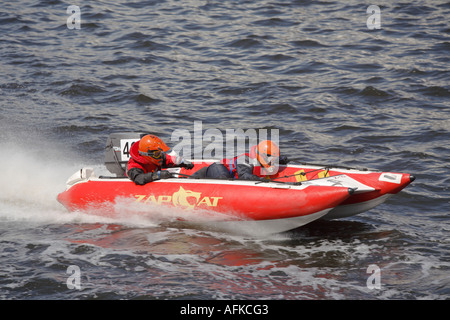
(104, 132), (147, 177)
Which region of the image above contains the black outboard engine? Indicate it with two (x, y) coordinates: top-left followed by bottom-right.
(104, 132), (147, 177)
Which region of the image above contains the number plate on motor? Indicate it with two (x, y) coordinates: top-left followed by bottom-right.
(119, 139), (139, 161)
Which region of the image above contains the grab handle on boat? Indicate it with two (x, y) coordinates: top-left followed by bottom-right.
(173, 172), (302, 185)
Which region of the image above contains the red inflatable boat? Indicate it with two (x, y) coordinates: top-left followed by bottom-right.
(56, 133), (415, 234)
(57, 168), (353, 235)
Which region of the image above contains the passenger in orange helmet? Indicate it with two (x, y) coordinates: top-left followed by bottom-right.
(126, 134), (194, 185)
(193, 140), (288, 180)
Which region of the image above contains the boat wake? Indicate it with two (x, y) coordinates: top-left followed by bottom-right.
(0, 143), (70, 220)
(0, 142), (120, 226)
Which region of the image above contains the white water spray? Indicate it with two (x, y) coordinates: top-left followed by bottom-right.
(0, 140), (88, 224)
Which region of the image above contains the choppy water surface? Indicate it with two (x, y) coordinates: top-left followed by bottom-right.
(0, 0), (449, 301)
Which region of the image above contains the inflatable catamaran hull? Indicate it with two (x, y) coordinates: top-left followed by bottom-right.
(57, 168), (354, 234)
(56, 133), (415, 233)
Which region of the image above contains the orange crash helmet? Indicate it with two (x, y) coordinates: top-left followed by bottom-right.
(256, 140), (280, 173)
(138, 134), (170, 165)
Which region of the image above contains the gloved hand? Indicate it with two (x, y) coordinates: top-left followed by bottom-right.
(179, 160), (194, 170)
(133, 172), (157, 185)
(279, 155), (289, 165)
(131, 170), (172, 185)
(158, 170), (173, 179)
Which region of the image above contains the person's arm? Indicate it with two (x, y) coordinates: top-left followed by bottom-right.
(236, 163), (265, 181)
(127, 168), (156, 185)
(127, 168), (172, 185)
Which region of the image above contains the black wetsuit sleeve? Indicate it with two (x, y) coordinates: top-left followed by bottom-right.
(236, 163), (264, 181)
(127, 168), (156, 185)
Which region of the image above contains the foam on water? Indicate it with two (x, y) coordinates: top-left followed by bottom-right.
(0, 142), (72, 221)
(0, 137), (132, 229)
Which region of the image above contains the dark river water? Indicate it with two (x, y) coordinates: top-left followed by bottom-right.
(0, 0), (448, 302)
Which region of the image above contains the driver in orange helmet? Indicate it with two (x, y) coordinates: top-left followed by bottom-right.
(194, 140), (288, 181)
(126, 134), (194, 185)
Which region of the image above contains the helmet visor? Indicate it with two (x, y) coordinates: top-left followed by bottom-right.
(139, 148), (164, 159)
(260, 154), (279, 167)
(265, 155), (278, 167)
(257, 148), (279, 166)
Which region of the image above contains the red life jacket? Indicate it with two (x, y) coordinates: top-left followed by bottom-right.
(126, 140), (177, 175)
(221, 146), (260, 178)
